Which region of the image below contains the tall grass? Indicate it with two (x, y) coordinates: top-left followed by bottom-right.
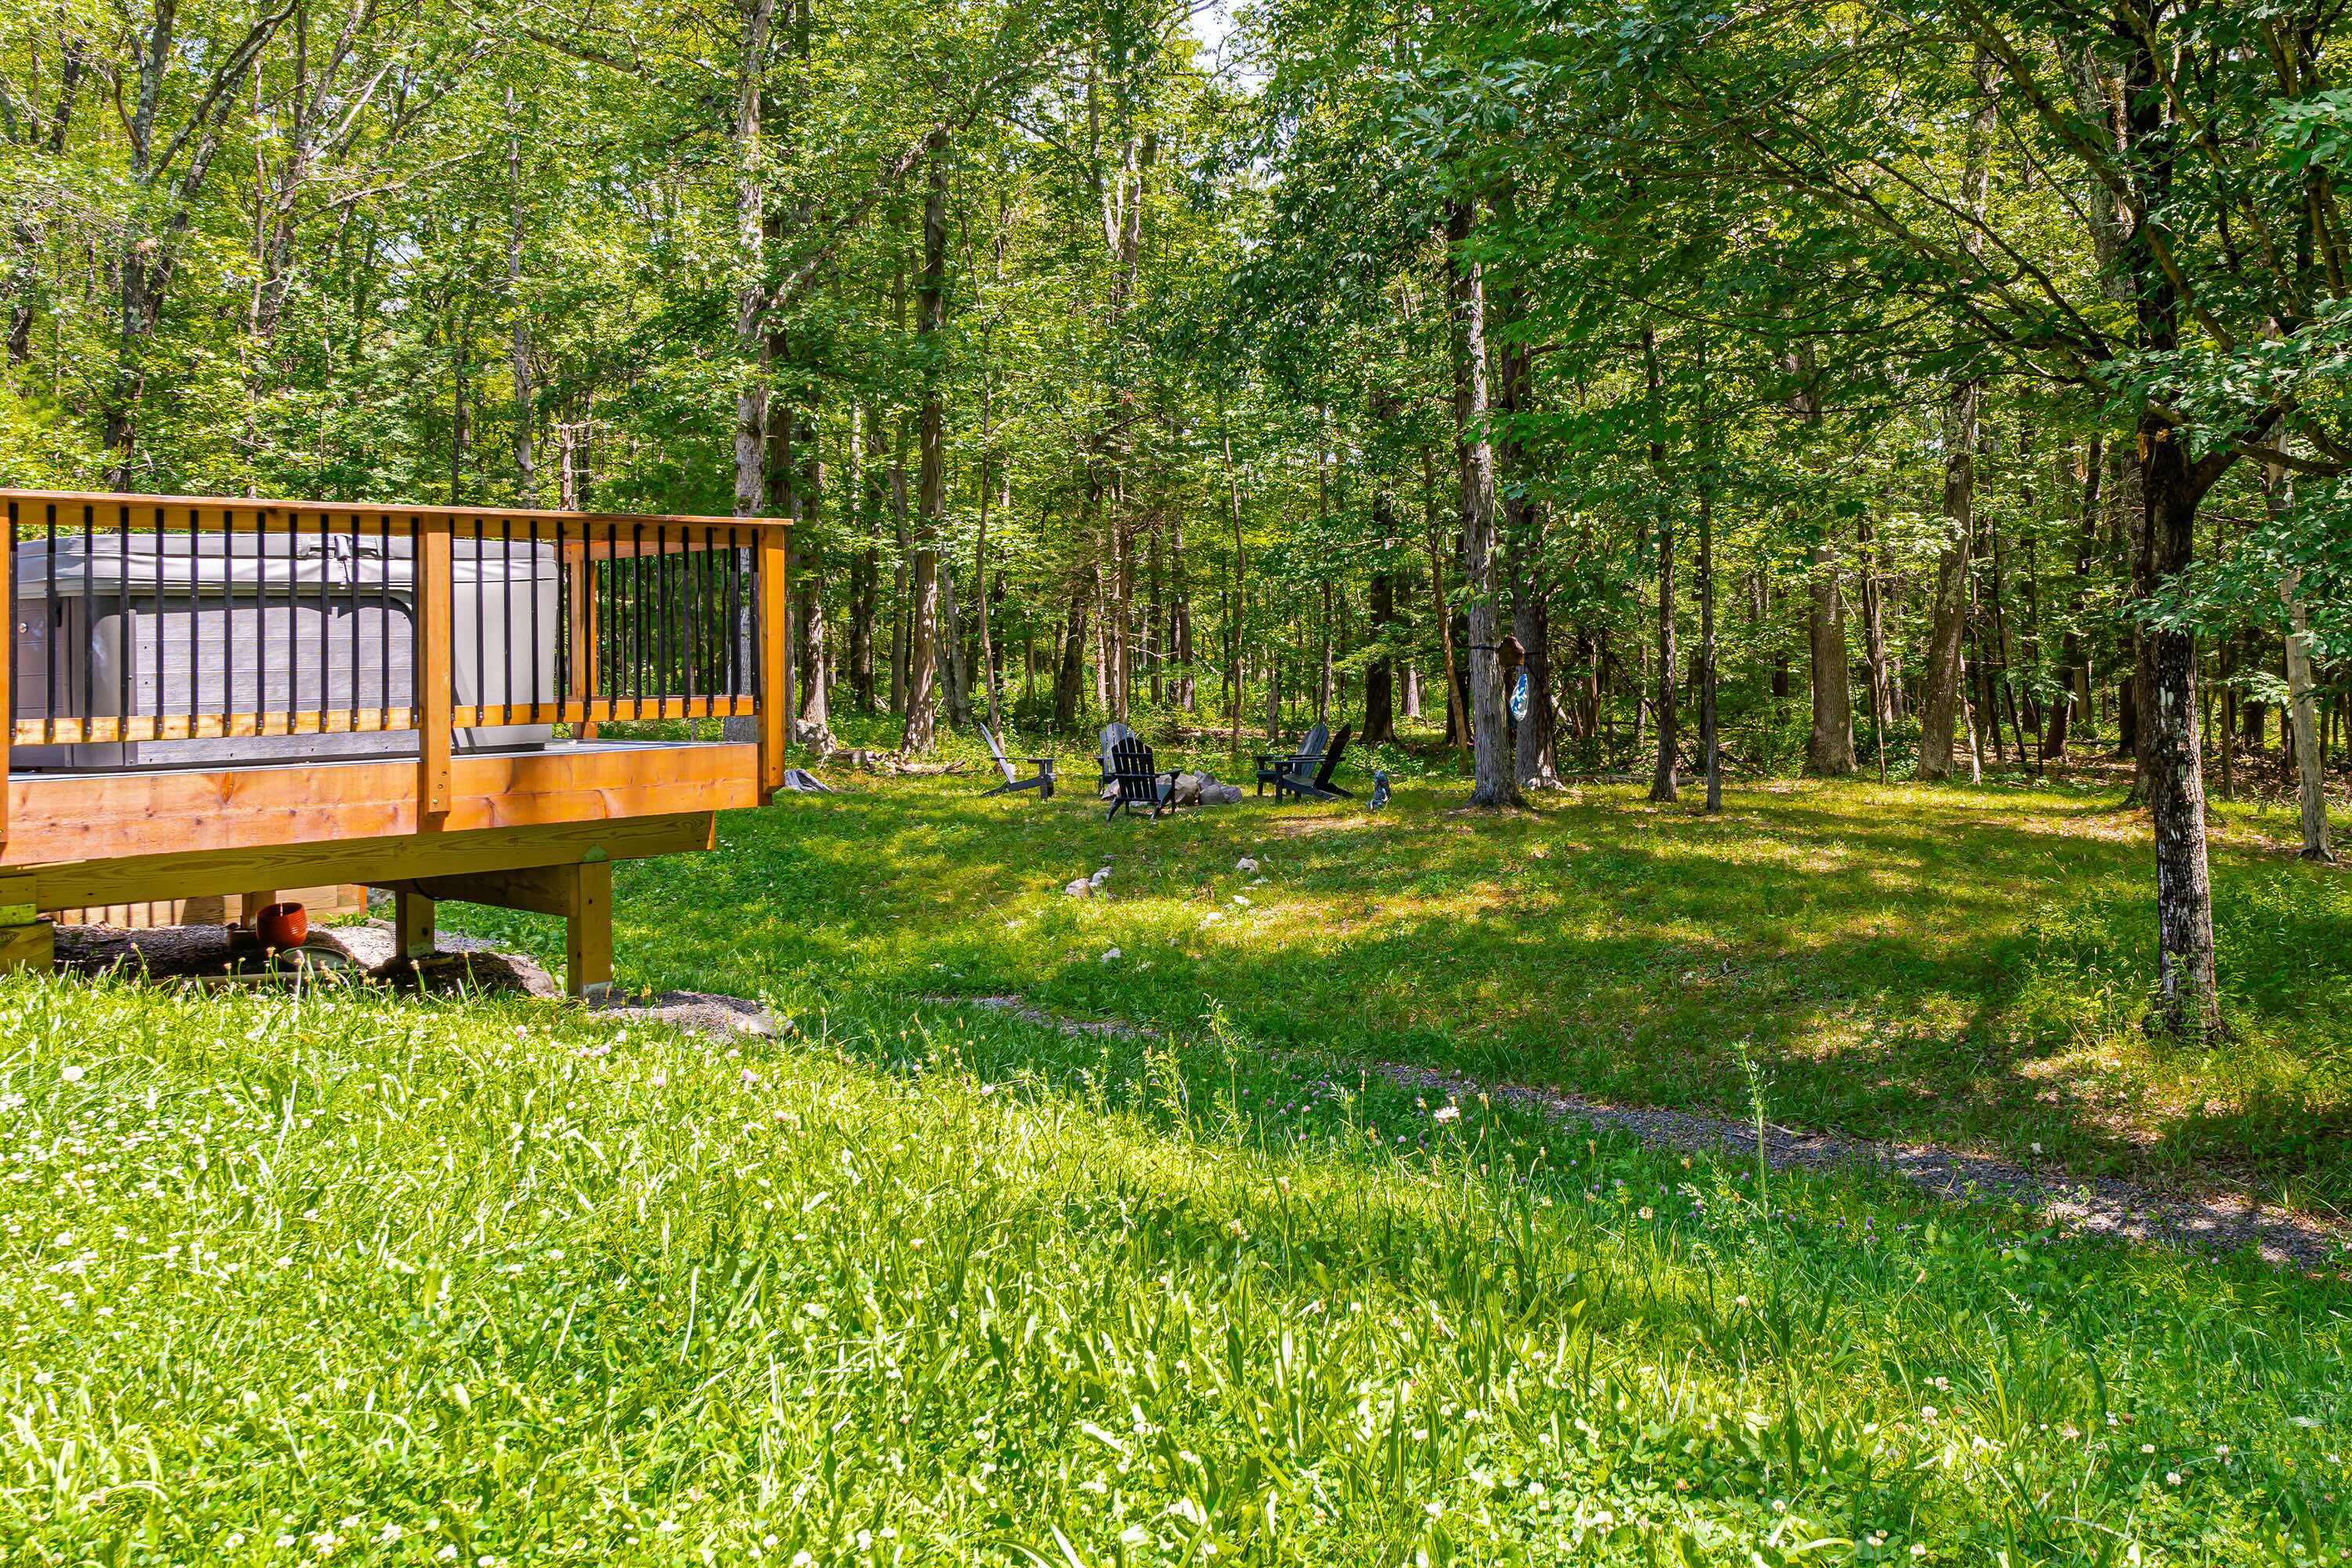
(3, 978), (2344, 1563)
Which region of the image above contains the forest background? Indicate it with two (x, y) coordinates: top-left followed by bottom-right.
(4, 0), (2350, 1043)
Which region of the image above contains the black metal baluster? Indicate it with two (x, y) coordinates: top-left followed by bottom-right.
(191, 510), (204, 732)
(410, 517), (424, 735)
(685, 529), (702, 719)
(654, 525), (669, 717)
(631, 523), (644, 718)
(42, 503), (55, 743)
(501, 522), (515, 726)
(115, 506), (129, 742)
(472, 517), (485, 730)
(316, 512), (331, 730)
(604, 523), (618, 720)
(725, 529), (741, 705)
(379, 516), (392, 725)
(78, 504), (93, 742)
(528, 519), (541, 723)
(349, 513), (362, 731)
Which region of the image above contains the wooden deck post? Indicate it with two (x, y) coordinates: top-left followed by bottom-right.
(565, 858), (612, 1000)
(419, 519), (453, 820)
(758, 526), (788, 799)
(394, 887), (435, 960)
(0, 871), (45, 975)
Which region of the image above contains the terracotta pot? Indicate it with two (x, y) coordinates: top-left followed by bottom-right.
(256, 901), (308, 952)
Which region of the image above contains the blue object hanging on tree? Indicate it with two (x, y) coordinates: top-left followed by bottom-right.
(1509, 669), (1530, 722)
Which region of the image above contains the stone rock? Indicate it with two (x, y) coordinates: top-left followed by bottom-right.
(1089, 866), (1112, 887)
(1098, 947), (1122, 964)
(1236, 856), (1259, 873)
(1065, 878), (1093, 898)
(589, 989), (777, 1041)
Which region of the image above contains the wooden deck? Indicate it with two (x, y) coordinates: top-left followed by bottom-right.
(0, 490), (790, 995)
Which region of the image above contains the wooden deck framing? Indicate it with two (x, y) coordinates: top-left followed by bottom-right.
(0, 489), (791, 995)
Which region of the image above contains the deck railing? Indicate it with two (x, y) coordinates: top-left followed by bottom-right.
(0, 490), (789, 835)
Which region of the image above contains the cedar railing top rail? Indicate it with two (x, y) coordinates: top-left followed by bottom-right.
(1, 488), (790, 536)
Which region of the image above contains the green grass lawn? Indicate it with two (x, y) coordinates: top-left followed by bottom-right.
(452, 728), (2352, 1214)
(9, 731), (2352, 1562)
(3, 978), (2347, 1563)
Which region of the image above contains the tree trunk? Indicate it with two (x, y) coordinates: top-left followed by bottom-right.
(1699, 469), (1721, 811)
(1363, 566), (1396, 746)
(900, 122), (949, 754)
(1427, 484), (1468, 753)
(1918, 382), (1978, 779)
(730, 0), (775, 522)
(1860, 517), (1892, 781)
(1643, 327), (1677, 803)
(2139, 420), (2220, 1038)
(1806, 542), (1855, 774)
(1053, 581), (1089, 729)
(1494, 235), (1556, 789)
(940, 563), (967, 728)
(850, 405), (883, 711)
(890, 405), (910, 714)
(506, 88), (536, 506)
(974, 463), (1000, 731)
(1171, 505), (1194, 711)
(1446, 200), (1515, 808)
(2266, 448), (2335, 860)
(1916, 50), (1996, 779)
(1223, 419), (1247, 756)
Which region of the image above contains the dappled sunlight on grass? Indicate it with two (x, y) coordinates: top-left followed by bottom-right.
(441, 771), (2352, 1208)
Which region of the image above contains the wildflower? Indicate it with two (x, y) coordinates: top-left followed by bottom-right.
(1910, 1548), (1927, 1559)
(1433, 1105), (1461, 1124)
(1921, 1406), (1938, 1421)
(2215, 1444), (2230, 1458)
(2166, 1472), (2183, 1486)
(2141, 1444), (2156, 1454)
(59, 1065), (85, 1082)
(1638, 1206), (1654, 1220)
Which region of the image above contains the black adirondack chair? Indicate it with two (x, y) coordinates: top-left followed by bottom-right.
(1255, 720), (1330, 797)
(977, 723), (1055, 800)
(1104, 734), (1176, 821)
(1096, 721), (1138, 789)
(1271, 723), (1356, 801)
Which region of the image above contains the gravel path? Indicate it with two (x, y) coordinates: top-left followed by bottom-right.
(942, 994), (2350, 1275)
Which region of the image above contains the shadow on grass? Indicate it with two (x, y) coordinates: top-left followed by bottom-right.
(450, 775), (2352, 1206)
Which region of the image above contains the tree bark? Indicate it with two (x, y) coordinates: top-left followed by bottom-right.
(1916, 49), (1996, 779)
(900, 120), (949, 753)
(506, 86), (535, 506)
(1446, 199), (1516, 808)
(2138, 422), (2220, 1037)
(1643, 326), (1677, 804)
(1805, 543), (1855, 775)
(1053, 580), (1090, 729)
(2266, 445), (2334, 861)
(1918, 380), (1979, 779)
